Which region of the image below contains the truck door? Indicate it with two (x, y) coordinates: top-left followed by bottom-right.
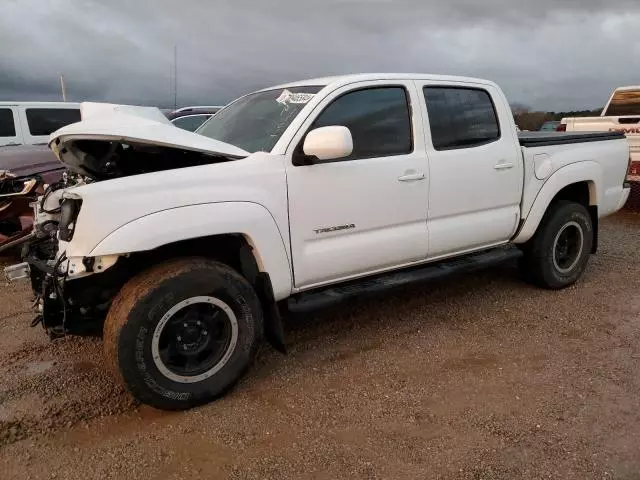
(285, 81), (430, 289)
(416, 82), (523, 258)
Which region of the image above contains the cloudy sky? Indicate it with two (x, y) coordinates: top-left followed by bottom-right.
(1, 0), (639, 111)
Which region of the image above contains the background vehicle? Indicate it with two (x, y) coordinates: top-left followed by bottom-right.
(8, 74), (631, 410)
(0, 102), (79, 249)
(561, 86), (640, 169)
(167, 106), (222, 131)
(0, 145), (64, 249)
(539, 120), (560, 131)
(0, 102), (80, 146)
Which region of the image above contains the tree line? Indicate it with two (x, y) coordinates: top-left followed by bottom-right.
(511, 104), (602, 131)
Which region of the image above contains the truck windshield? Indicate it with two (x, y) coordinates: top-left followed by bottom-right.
(197, 86), (323, 153)
(603, 89), (640, 116)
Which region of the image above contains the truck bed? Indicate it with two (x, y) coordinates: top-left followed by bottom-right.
(518, 131), (625, 148)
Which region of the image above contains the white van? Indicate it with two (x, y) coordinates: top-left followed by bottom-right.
(0, 102), (81, 147)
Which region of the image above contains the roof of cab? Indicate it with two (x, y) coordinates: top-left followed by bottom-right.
(265, 73), (497, 91)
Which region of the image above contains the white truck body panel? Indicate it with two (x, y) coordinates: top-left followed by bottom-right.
(43, 74), (631, 300)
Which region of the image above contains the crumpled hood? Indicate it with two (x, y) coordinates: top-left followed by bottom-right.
(48, 102), (249, 164)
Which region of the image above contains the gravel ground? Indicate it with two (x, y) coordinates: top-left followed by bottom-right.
(0, 213), (639, 479)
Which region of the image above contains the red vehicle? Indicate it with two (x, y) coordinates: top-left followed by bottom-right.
(0, 145), (64, 250)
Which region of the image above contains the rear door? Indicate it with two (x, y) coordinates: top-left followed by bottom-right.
(0, 107), (22, 146)
(416, 82), (523, 258)
(17, 106), (81, 145)
(285, 81), (430, 288)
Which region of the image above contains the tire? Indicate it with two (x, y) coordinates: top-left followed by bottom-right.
(104, 258), (263, 410)
(520, 201), (593, 289)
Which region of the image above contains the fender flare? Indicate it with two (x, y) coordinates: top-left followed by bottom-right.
(89, 202), (293, 300)
(513, 161), (601, 244)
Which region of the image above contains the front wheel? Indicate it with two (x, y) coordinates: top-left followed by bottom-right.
(104, 258), (263, 410)
(520, 201), (593, 289)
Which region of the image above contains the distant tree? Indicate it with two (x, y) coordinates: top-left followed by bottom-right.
(512, 107), (602, 131)
(510, 103), (531, 115)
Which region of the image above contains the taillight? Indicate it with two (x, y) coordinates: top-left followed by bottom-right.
(556, 123), (567, 132)
(628, 155), (638, 180)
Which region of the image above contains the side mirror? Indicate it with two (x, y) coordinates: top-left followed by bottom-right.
(302, 126), (353, 162)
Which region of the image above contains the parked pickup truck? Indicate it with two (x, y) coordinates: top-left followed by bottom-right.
(5, 74), (631, 410)
(561, 86), (640, 176)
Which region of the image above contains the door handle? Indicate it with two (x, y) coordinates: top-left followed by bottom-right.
(398, 173), (426, 182)
(494, 162), (514, 170)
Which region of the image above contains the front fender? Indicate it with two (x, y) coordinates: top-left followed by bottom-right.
(89, 202), (293, 300)
(513, 161), (601, 244)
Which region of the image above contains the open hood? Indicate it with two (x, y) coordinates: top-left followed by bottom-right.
(49, 102), (249, 166)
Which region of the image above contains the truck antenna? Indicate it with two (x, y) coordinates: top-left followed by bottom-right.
(173, 45), (178, 109)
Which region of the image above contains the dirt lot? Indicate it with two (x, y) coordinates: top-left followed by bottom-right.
(0, 213), (639, 480)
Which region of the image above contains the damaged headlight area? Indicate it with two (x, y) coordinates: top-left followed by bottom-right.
(57, 197), (82, 242)
(20, 245), (128, 339)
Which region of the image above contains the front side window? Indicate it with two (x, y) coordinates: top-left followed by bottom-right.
(172, 114), (211, 132)
(0, 109), (16, 137)
(603, 89), (640, 117)
(423, 87), (500, 150)
(198, 86), (323, 153)
(309, 87), (412, 160)
(26, 108), (81, 136)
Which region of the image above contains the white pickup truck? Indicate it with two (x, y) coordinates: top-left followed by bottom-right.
(562, 86), (640, 177)
(5, 74), (631, 410)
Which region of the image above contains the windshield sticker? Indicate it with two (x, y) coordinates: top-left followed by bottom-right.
(276, 89), (315, 105)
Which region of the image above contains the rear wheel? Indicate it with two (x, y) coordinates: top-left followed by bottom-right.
(520, 201), (593, 289)
(104, 258), (263, 410)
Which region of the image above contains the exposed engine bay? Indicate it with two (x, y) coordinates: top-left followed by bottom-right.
(53, 139), (232, 181)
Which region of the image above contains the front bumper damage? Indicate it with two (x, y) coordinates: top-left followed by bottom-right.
(5, 239), (124, 339)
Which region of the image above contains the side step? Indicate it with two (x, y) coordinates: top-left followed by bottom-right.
(287, 247), (522, 313)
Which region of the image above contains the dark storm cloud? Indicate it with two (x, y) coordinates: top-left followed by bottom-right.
(1, 0), (639, 110)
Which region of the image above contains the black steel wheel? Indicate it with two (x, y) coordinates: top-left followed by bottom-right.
(152, 296), (238, 383)
(520, 201), (593, 289)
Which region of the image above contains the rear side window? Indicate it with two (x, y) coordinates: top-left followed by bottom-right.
(603, 89), (640, 117)
(25, 108), (81, 136)
(423, 87), (500, 150)
(0, 109), (16, 137)
(310, 87), (412, 160)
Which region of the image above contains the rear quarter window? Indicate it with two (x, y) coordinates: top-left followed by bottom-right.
(25, 108), (81, 136)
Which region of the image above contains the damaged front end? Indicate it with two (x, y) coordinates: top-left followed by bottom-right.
(4, 102), (252, 340)
(4, 173), (125, 339)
